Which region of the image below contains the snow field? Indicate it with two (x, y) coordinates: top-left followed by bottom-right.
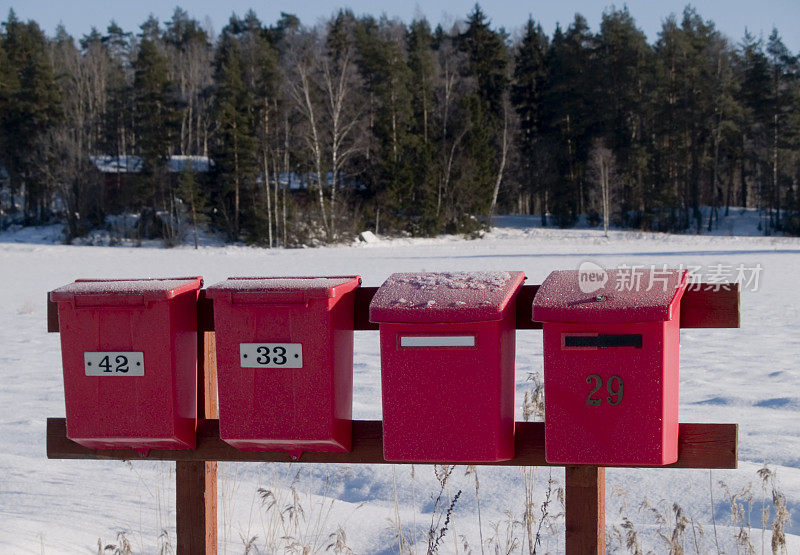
(0, 219), (799, 552)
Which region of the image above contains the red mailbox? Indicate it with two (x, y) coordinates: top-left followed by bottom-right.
(370, 271), (526, 462)
(206, 276), (360, 455)
(49, 277), (203, 450)
(532, 268), (688, 465)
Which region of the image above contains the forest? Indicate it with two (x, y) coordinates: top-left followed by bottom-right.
(1, 4), (799, 245)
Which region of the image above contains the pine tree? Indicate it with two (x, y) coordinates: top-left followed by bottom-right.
(737, 31), (770, 213)
(406, 18), (440, 233)
(0, 10), (62, 223)
(652, 9), (723, 231)
(0, 25), (20, 219)
(178, 162), (208, 248)
(542, 16), (596, 226)
(236, 11), (280, 245)
(457, 4), (510, 228)
(211, 31), (257, 240)
(354, 16), (415, 233)
(705, 34), (740, 229)
(511, 17), (549, 219)
(165, 8), (213, 158)
(101, 20), (134, 159)
(133, 40), (176, 166)
(765, 29), (800, 230)
(132, 17), (182, 242)
(596, 8), (652, 226)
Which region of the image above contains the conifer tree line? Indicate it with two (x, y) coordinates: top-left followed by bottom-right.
(1, 5), (800, 244)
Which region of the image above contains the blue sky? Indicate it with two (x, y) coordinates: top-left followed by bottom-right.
(5, 1), (800, 52)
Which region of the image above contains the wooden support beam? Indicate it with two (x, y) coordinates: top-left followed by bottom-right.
(47, 419), (738, 469)
(565, 466), (605, 554)
(680, 285), (740, 328)
(353, 287), (378, 331)
(47, 293), (59, 333)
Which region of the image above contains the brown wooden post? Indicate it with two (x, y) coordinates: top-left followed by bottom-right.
(565, 466), (605, 555)
(176, 330), (218, 554)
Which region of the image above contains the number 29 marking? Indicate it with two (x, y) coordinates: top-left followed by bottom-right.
(586, 374), (624, 406)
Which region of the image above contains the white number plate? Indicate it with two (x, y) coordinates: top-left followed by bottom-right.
(240, 343), (302, 368)
(400, 335), (476, 348)
(84, 352), (144, 376)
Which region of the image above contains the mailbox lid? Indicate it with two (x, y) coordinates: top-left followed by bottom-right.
(206, 276), (361, 304)
(50, 277), (203, 305)
(369, 271), (525, 323)
(532, 269), (688, 324)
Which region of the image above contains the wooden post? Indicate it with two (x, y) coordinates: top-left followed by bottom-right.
(176, 330), (218, 554)
(565, 466), (605, 554)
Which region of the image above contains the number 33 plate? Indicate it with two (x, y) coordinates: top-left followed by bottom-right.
(240, 343), (303, 368)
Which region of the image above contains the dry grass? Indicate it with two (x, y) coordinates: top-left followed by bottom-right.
(719, 479), (756, 554)
(87, 372), (792, 553)
(758, 465), (791, 555)
(93, 460), (175, 554)
(90, 461), (794, 553)
(521, 372), (545, 423)
(247, 466), (360, 553)
(606, 465), (792, 555)
(426, 465), (461, 554)
(96, 531), (133, 554)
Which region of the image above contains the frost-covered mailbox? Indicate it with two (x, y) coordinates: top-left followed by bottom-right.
(49, 277), (203, 450)
(369, 271), (526, 462)
(532, 268), (688, 465)
(206, 276), (361, 455)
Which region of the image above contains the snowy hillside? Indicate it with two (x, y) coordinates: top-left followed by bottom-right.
(0, 218), (798, 553)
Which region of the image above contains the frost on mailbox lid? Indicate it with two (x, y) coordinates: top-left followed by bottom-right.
(205, 276), (361, 302)
(369, 271), (526, 323)
(49, 277), (203, 302)
(532, 269), (688, 324)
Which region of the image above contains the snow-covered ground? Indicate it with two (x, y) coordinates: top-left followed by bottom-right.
(1, 214), (799, 553)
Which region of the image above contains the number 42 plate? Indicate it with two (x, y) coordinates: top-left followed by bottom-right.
(84, 352), (144, 376)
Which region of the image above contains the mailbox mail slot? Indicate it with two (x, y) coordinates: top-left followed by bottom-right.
(206, 276), (361, 455)
(562, 333), (643, 349)
(532, 268), (688, 465)
(370, 271), (525, 462)
(49, 277), (203, 450)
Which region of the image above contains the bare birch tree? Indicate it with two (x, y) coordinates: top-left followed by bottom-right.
(321, 43), (363, 238)
(489, 93), (511, 223)
(285, 30), (329, 238)
(589, 139), (616, 237)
